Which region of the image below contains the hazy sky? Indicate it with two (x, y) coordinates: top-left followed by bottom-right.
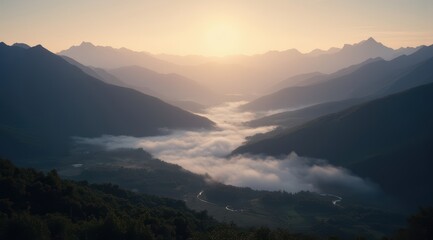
(1, 0), (432, 56)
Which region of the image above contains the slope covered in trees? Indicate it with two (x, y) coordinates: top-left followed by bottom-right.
(0, 158), (320, 240)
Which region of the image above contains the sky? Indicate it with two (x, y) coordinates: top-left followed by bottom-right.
(1, 0), (432, 56)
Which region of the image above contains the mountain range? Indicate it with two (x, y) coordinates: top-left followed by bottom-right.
(108, 65), (222, 106)
(59, 38), (420, 95)
(234, 79), (433, 207)
(0, 42), (213, 161)
(242, 45), (433, 111)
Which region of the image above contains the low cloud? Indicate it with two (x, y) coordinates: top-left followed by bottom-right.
(76, 102), (378, 195)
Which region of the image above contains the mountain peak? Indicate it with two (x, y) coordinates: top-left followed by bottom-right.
(12, 43), (31, 49)
(365, 37), (377, 43)
(28, 44), (54, 56)
(79, 41), (95, 47)
(341, 37), (388, 51)
(32, 44), (47, 50)
(360, 37), (388, 48)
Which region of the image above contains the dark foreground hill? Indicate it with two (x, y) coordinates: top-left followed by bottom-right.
(0, 158), (321, 240)
(0, 43), (213, 161)
(0, 157), (429, 240)
(234, 82), (433, 207)
(54, 147), (407, 239)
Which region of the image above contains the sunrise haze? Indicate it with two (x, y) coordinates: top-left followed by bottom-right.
(1, 0), (432, 56)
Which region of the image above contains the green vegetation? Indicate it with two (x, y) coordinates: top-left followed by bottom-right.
(0, 158), (323, 240)
(0, 157), (430, 239)
(391, 207), (433, 240)
(52, 148), (405, 239)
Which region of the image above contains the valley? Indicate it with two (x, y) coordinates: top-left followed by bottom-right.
(1, 2), (433, 237)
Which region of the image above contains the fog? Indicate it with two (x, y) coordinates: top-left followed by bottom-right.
(77, 102), (378, 194)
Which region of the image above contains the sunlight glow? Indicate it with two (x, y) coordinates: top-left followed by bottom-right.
(204, 22), (241, 56)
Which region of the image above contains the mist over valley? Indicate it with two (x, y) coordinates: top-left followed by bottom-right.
(1, 1), (433, 239)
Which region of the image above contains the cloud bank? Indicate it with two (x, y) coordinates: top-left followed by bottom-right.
(76, 102), (378, 194)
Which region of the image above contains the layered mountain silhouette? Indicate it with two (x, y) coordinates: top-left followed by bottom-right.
(61, 55), (129, 87)
(242, 45), (433, 111)
(247, 98), (365, 128)
(234, 81), (433, 207)
(0, 43), (214, 161)
(62, 56), (208, 111)
(58, 41), (176, 71)
(109, 65), (222, 106)
(11, 42), (31, 49)
(269, 57), (382, 92)
(247, 52), (433, 131)
(59, 38), (419, 95)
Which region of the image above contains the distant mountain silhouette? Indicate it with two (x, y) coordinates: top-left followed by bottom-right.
(59, 38), (420, 95)
(62, 56), (212, 110)
(166, 100), (207, 113)
(12, 42), (31, 49)
(61, 55), (129, 87)
(156, 53), (219, 66)
(247, 98), (365, 128)
(381, 57), (433, 95)
(269, 57), (383, 92)
(269, 72), (324, 91)
(175, 38), (420, 94)
(0, 43), (214, 161)
(248, 54), (433, 132)
(307, 47), (340, 56)
(58, 41), (176, 71)
(109, 65), (222, 106)
(234, 82), (433, 207)
(242, 45), (433, 111)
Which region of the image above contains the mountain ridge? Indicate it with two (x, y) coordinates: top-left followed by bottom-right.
(242, 45), (433, 111)
(58, 38), (420, 95)
(0, 43), (214, 161)
(234, 81), (433, 207)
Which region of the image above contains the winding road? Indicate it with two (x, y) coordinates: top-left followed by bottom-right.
(197, 190), (342, 213)
(197, 190), (245, 212)
(319, 193), (343, 207)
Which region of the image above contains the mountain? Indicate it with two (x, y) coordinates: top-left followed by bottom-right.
(175, 38), (419, 94)
(307, 47), (340, 56)
(156, 53), (218, 65)
(269, 72), (324, 92)
(381, 57), (433, 95)
(247, 98), (365, 128)
(234, 82), (433, 207)
(61, 55), (128, 87)
(247, 54), (433, 131)
(0, 158), (227, 240)
(166, 100), (207, 113)
(62, 56), (208, 110)
(0, 42), (214, 161)
(269, 57), (383, 92)
(242, 45), (433, 111)
(12, 42), (31, 49)
(59, 38), (419, 96)
(331, 37), (406, 61)
(109, 65), (222, 106)
(58, 41), (176, 71)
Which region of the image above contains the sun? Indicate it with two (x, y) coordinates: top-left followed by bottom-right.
(204, 23), (241, 56)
